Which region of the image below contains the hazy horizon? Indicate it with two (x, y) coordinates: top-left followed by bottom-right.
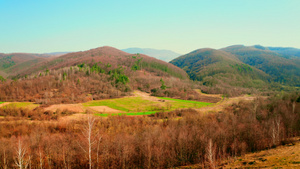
(1, 0), (299, 54)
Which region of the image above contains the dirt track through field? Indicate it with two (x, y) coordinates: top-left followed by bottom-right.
(132, 90), (168, 102)
(44, 104), (85, 113)
(89, 106), (122, 113)
(0, 102), (10, 108)
(196, 95), (256, 113)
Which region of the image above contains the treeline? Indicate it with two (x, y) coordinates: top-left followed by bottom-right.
(0, 93), (299, 168)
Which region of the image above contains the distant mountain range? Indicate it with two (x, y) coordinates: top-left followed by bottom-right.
(122, 48), (181, 62)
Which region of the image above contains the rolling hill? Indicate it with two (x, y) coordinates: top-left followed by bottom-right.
(222, 45), (300, 86)
(170, 48), (270, 94)
(21, 46), (187, 79)
(0, 53), (48, 78)
(0, 46), (198, 104)
(122, 48), (181, 62)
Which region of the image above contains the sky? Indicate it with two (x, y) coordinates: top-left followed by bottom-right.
(0, 0), (299, 54)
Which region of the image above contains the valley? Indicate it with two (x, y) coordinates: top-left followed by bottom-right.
(0, 45), (299, 168)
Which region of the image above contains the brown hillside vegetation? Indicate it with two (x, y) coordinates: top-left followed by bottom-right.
(0, 47), (210, 105)
(180, 138), (300, 168)
(223, 138), (300, 168)
(21, 46), (187, 79)
(0, 93), (298, 168)
(0, 53), (48, 77)
(0, 64), (201, 104)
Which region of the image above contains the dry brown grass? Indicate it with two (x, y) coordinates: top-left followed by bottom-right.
(89, 106), (122, 113)
(222, 138), (300, 168)
(44, 104), (85, 113)
(196, 95), (256, 113)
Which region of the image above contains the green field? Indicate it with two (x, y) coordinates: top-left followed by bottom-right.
(95, 111), (157, 117)
(157, 97), (212, 109)
(83, 97), (161, 112)
(0, 96), (212, 117)
(84, 96), (212, 116)
(2, 102), (39, 110)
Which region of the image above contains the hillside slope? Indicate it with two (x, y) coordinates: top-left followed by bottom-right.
(0, 53), (48, 77)
(170, 48), (270, 95)
(268, 46), (300, 58)
(222, 45), (300, 86)
(0, 46), (199, 104)
(22, 46), (187, 80)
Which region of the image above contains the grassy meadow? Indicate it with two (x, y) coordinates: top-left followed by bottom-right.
(84, 96), (212, 116)
(0, 95), (213, 117)
(1, 102), (39, 110)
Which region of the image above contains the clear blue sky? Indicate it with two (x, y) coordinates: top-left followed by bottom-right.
(0, 0), (299, 54)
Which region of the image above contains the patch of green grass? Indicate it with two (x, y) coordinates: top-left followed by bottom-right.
(158, 97), (212, 109)
(95, 111), (157, 117)
(0, 102), (4, 105)
(84, 96), (213, 116)
(83, 97), (159, 112)
(4, 102), (39, 110)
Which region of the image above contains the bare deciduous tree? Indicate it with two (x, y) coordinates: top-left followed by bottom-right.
(14, 139), (28, 169)
(78, 115), (98, 169)
(206, 139), (216, 169)
(38, 147), (43, 169)
(3, 149), (7, 169)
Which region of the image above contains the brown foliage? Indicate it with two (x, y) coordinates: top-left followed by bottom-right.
(0, 94), (299, 168)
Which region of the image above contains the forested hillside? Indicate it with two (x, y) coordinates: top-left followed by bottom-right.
(222, 45), (300, 86)
(268, 46), (300, 58)
(170, 48), (270, 96)
(170, 45), (300, 96)
(0, 46), (206, 104)
(0, 53), (48, 78)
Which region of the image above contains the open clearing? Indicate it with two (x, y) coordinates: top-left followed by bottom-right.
(0, 102), (10, 108)
(83, 92), (213, 116)
(196, 95), (256, 113)
(0, 102), (39, 110)
(179, 138), (300, 168)
(221, 138), (300, 168)
(0, 91), (256, 117)
(44, 104), (85, 113)
(89, 106), (122, 113)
